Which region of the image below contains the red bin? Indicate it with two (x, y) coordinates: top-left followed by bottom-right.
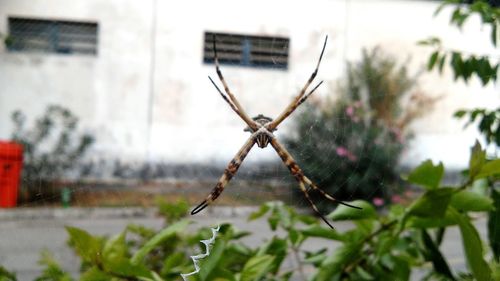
(0, 141), (23, 208)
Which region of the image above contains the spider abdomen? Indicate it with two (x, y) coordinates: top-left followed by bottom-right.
(255, 133), (272, 148)
(244, 114), (275, 148)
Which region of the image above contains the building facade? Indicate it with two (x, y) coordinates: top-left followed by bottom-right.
(0, 0), (498, 174)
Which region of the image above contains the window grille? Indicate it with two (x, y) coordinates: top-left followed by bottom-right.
(7, 17), (98, 55)
(203, 32), (289, 70)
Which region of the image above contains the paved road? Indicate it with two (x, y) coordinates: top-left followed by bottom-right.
(0, 207), (487, 281)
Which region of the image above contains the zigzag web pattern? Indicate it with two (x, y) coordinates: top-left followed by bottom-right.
(180, 224), (221, 281)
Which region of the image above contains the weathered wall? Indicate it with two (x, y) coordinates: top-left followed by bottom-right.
(0, 0), (498, 172)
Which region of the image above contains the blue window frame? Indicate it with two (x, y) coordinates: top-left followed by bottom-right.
(7, 17), (98, 55)
(203, 32), (289, 70)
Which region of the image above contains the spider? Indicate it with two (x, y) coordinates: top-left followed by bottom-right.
(191, 35), (360, 229)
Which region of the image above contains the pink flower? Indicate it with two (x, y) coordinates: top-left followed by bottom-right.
(346, 151), (357, 162)
(373, 197), (385, 207)
(345, 106), (354, 117)
(336, 146), (357, 162)
(336, 146), (348, 157)
(391, 194), (402, 204)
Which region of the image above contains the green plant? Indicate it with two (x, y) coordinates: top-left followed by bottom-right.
(420, 0), (500, 272)
(0, 266), (16, 281)
(155, 197), (190, 224)
(11, 104), (94, 203)
(0, 32), (12, 49)
(285, 48), (435, 210)
(419, 0), (499, 149)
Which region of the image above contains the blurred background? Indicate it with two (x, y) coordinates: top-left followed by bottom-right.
(0, 0), (497, 208)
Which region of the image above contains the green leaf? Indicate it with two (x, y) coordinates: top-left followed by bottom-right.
(449, 207), (492, 281)
(301, 225), (345, 241)
(469, 140), (486, 179)
(451, 52), (464, 80)
(198, 239), (226, 281)
(417, 37), (441, 46)
(328, 200), (375, 221)
(428, 51), (439, 70)
(374, 234), (396, 259)
(103, 231), (127, 264)
(102, 232), (153, 279)
(240, 255), (274, 281)
(392, 256), (411, 281)
(438, 54), (447, 73)
(131, 220), (189, 264)
(405, 160), (444, 190)
(420, 230), (456, 280)
(65, 226), (102, 264)
(80, 267), (113, 281)
(248, 204), (270, 221)
(201, 267), (236, 281)
(488, 188), (500, 261)
(492, 23), (497, 47)
(314, 243), (362, 281)
(450, 190), (494, 212)
(256, 237), (287, 274)
(355, 266), (374, 280)
(0, 266), (17, 281)
(268, 208), (280, 231)
(304, 248), (328, 266)
(276, 204), (292, 229)
(145, 271), (165, 281)
(454, 109), (467, 118)
(434, 3), (447, 16)
(105, 257), (152, 279)
(407, 208), (458, 228)
(476, 159), (500, 179)
(288, 228), (304, 247)
(408, 188), (455, 218)
(36, 250), (73, 281)
(161, 252), (184, 274)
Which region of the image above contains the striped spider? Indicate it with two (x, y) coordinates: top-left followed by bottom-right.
(191, 35), (360, 228)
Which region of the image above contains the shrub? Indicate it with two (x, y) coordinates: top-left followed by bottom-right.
(11, 104), (94, 203)
(285, 48), (436, 211)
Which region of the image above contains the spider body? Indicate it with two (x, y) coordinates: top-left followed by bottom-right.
(244, 114), (275, 148)
(193, 35), (360, 229)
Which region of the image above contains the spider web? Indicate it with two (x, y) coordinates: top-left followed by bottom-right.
(1, 30), (491, 281)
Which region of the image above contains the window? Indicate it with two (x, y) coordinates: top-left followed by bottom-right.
(7, 17), (98, 55)
(203, 32), (289, 70)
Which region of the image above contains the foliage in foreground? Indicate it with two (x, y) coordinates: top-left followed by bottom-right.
(0, 142), (498, 281)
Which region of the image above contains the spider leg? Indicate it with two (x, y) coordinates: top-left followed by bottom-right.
(267, 36), (328, 131)
(208, 76), (241, 118)
(210, 34), (259, 131)
(191, 136), (256, 215)
(269, 138), (360, 228)
(298, 180), (335, 229)
(297, 80), (323, 107)
(303, 176), (361, 209)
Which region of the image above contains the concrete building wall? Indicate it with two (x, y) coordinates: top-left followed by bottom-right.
(0, 0), (498, 172)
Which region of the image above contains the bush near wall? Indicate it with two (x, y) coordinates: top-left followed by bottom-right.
(285, 48), (436, 212)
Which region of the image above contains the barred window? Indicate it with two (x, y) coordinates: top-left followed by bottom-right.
(203, 32), (289, 70)
(7, 17), (98, 55)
